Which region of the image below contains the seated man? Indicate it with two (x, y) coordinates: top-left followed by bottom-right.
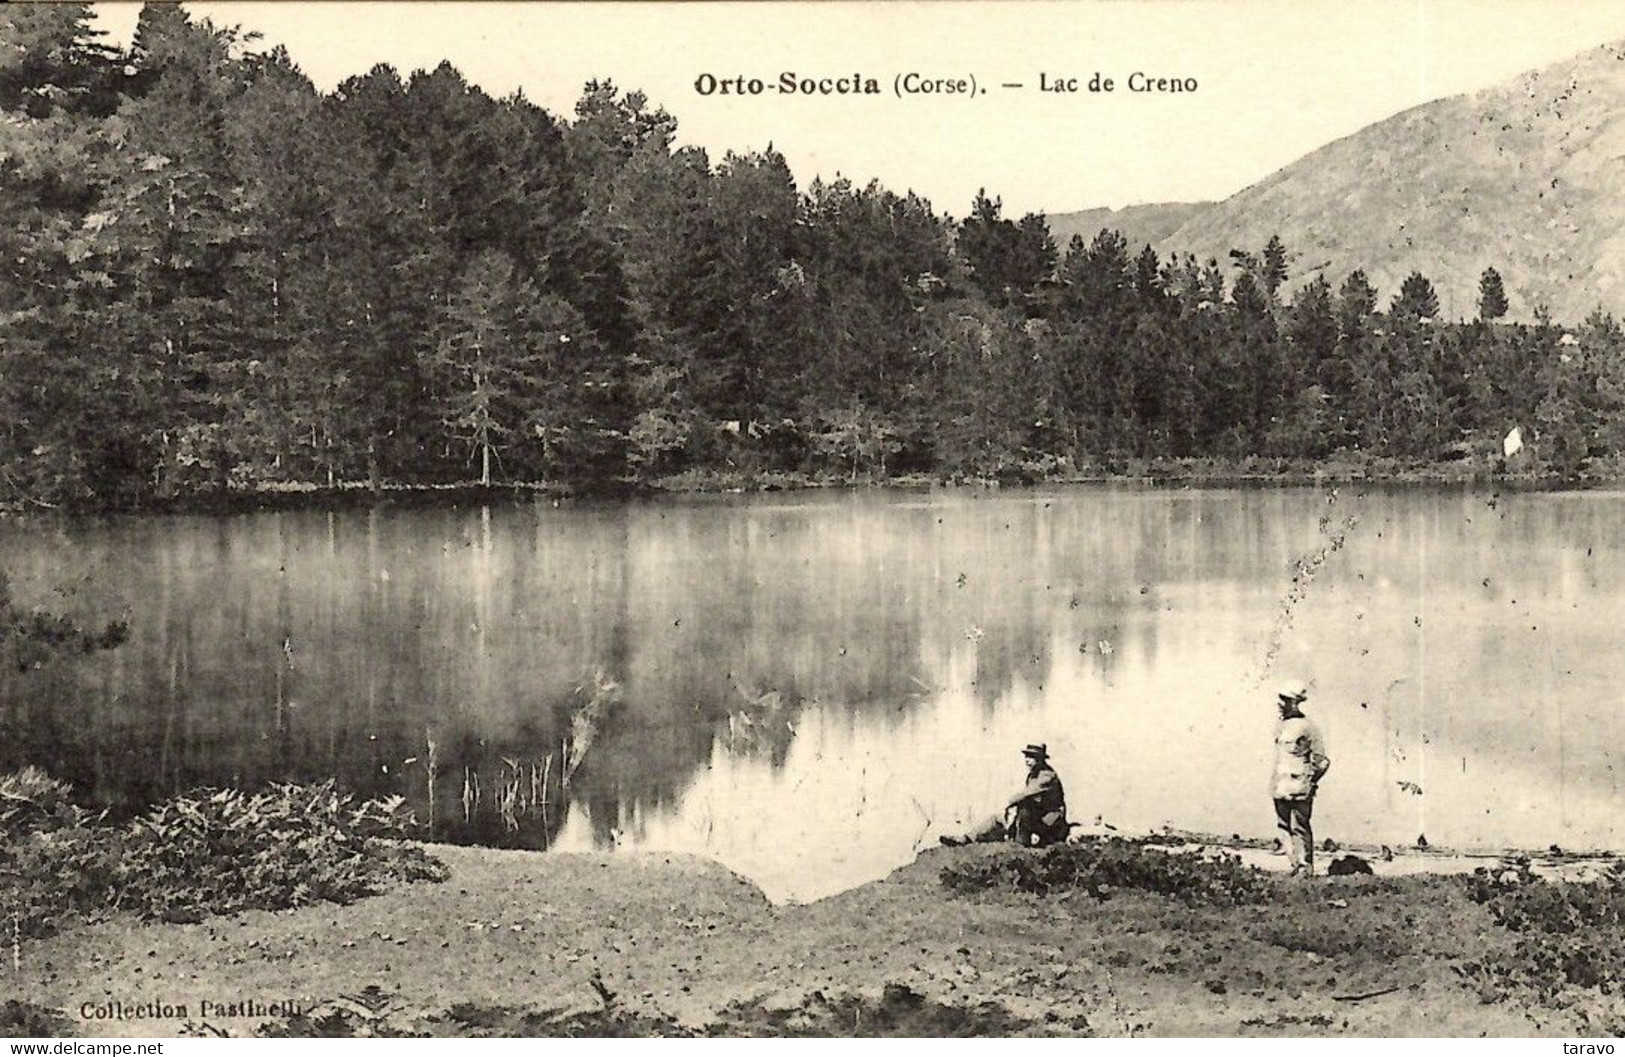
(941, 743), (1070, 847)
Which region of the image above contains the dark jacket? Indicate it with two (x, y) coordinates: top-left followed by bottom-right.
(1010, 765), (1068, 846)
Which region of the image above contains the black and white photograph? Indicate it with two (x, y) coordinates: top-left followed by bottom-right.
(4, 0), (1625, 1040)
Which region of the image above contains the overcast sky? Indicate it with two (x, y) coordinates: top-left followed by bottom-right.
(92, 1), (1625, 217)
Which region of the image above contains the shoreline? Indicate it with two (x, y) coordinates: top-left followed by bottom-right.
(2, 455), (1617, 519)
(9, 836), (1615, 1038)
(1139, 831), (1622, 884)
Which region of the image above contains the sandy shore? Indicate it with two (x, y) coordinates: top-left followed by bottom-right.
(9, 838), (1602, 1038)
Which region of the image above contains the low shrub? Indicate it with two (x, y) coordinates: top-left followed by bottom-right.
(0, 824), (124, 936)
(0, 767), (96, 839)
(110, 783), (445, 919)
(940, 837), (1274, 907)
(1467, 862), (1625, 934)
(0, 774), (446, 937)
(1459, 863), (1625, 1009)
(1456, 931), (1625, 1005)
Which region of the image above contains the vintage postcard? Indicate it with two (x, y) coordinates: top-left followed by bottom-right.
(3, 0), (1625, 1041)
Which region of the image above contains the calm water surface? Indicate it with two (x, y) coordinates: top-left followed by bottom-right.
(1, 486), (1620, 902)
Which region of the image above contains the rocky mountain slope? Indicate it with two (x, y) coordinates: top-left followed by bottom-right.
(1044, 202), (1212, 256)
(1048, 41), (1625, 322)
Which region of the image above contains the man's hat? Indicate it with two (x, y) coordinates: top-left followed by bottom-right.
(1275, 678), (1309, 703)
(1022, 743), (1049, 759)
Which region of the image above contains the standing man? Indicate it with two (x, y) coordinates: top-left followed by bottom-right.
(1272, 680), (1329, 877)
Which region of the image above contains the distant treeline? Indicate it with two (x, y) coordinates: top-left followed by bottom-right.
(4, 6), (1623, 508)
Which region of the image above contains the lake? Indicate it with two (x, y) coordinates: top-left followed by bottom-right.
(1, 485), (1620, 902)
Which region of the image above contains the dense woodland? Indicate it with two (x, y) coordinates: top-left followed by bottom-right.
(4, 6), (1625, 509)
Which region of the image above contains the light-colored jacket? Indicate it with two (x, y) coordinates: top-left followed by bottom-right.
(1272, 715), (1329, 800)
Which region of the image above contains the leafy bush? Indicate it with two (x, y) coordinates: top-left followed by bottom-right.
(1460, 863), (1625, 1007)
(1, 774), (446, 937)
(0, 767), (96, 839)
(1456, 930), (1625, 1005)
(940, 837), (1274, 907)
(110, 782), (447, 919)
(1, 824), (124, 936)
(1466, 862), (1625, 934)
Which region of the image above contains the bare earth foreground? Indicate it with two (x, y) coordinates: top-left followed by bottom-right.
(10, 843), (1602, 1038)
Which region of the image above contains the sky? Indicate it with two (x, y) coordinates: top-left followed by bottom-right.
(91, 1), (1625, 218)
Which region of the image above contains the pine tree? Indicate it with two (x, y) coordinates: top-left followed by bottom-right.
(423, 250), (558, 484)
(957, 190), (1007, 301)
(1336, 271), (1377, 340)
(322, 63), (446, 485)
(672, 147), (803, 430)
(1392, 271), (1441, 321)
(1068, 229), (1131, 316)
(0, 5), (121, 503)
(11, 1), (1625, 498)
(219, 46), (336, 482)
(66, 5), (256, 497)
(1013, 213), (1057, 293)
(1478, 266), (1509, 322)
(1132, 245), (1163, 306)
(1261, 234), (1290, 301)
(1288, 278), (1336, 375)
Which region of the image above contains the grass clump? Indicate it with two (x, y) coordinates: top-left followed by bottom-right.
(1, 772), (445, 937)
(940, 837), (1274, 907)
(1248, 913), (1407, 960)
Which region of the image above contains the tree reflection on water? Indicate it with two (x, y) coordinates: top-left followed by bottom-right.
(1, 486), (1622, 900)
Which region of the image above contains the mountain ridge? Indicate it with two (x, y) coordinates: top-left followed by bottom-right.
(1046, 40), (1625, 322)
(1043, 201), (1212, 256)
